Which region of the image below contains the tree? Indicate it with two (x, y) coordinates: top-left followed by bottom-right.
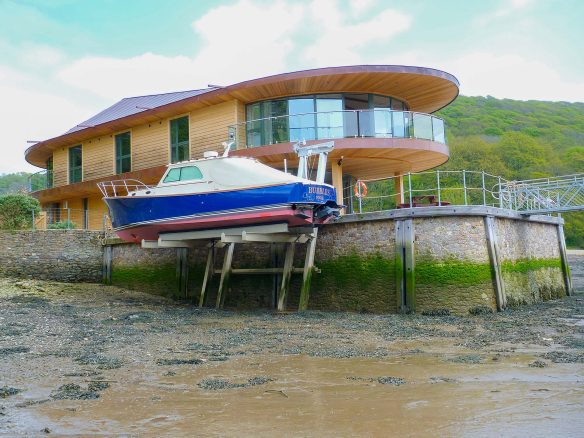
(0, 194), (40, 230)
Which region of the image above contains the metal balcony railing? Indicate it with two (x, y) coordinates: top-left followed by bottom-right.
(228, 109), (447, 149)
(28, 169), (54, 192)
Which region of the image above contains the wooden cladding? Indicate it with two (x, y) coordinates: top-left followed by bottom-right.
(190, 101), (238, 158)
(47, 100), (241, 189)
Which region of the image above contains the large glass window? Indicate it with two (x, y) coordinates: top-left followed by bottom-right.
(170, 116), (189, 163)
(244, 93), (424, 146)
(115, 132), (131, 174)
(69, 145), (82, 183)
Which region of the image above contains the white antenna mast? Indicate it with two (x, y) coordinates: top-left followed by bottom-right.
(222, 141), (235, 157)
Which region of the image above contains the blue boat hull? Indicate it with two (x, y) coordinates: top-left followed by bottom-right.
(104, 182), (338, 242)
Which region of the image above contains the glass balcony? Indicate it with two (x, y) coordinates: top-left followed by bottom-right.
(228, 109), (447, 148)
(28, 169), (53, 192)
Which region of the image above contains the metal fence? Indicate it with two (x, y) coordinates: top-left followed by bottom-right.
(30, 208), (112, 231)
(348, 170), (510, 214)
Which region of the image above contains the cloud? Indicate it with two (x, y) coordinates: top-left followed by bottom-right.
(0, 65), (97, 173)
(477, 0), (534, 26)
(438, 51), (584, 102)
(56, 0), (411, 101)
(303, 0), (411, 66)
(58, 0), (305, 101)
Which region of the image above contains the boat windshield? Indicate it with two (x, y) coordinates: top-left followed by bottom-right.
(163, 166), (203, 183)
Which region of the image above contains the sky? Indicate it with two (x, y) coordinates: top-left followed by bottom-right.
(1, 0), (583, 173)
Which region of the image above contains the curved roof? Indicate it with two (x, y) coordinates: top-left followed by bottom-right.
(26, 65), (459, 167)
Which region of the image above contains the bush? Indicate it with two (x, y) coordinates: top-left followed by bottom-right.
(47, 220), (76, 230)
(0, 194), (40, 230)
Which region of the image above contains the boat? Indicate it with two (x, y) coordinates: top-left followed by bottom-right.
(98, 142), (341, 243)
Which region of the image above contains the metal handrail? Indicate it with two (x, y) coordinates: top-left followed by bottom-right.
(97, 179), (151, 197)
(28, 169), (54, 192)
(349, 170), (508, 214)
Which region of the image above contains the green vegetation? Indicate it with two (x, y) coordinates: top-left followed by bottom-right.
(0, 194), (40, 230)
(501, 258), (562, 273)
(47, 220), (77, 229)
(0, 172), (30, 195)
(415, 258), (492, 287)
(437, 96), (584, 248)
(313, 251), (394, 289)
(111, 265), (178, 298)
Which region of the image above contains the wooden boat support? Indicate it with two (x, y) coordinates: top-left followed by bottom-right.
(142, 223), (319, 311)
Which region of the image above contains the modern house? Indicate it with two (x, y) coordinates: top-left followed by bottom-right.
(26, 65), (459, 229)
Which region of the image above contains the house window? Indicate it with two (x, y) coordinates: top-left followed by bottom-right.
(170, 116), (189, 163)
(69, 145), (82, 183)
(115, 132), (131, 174)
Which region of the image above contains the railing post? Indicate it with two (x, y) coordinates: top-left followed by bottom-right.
(32, 209), (35, 231)
(463, 170), (468, 205)
(357, 180), (363, 214)
(482, 171), (487, 206)
(498, 176), (503, 209)
(436, 170), (441, 206)
(67, 208), (71, 229)
(408, 172), (413, 207)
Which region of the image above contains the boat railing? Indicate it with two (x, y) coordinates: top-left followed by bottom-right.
(97, 179), (152, 198)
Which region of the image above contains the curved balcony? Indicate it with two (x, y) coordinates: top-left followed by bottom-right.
(229, 109), (447, 148)
(28, 169), (53, 192)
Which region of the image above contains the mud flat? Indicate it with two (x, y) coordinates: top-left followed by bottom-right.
(0, 278), (583, 436)
(568, 249), (584, 292)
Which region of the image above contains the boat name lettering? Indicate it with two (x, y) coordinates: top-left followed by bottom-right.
(308, 186), (332, 196)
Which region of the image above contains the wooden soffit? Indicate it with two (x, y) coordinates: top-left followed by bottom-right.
(26, 65), (459, 167)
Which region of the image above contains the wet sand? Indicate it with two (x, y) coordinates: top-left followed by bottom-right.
(0, 278), (583, 437)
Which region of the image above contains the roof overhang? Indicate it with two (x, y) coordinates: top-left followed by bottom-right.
(25, 65), (459, 167)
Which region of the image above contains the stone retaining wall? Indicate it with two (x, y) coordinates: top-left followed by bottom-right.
(0, 207), (572, 314)
(0, 230), (103, 282)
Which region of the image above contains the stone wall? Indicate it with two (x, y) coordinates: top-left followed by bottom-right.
(0, 208), (571, 314)
(414, 216), (496, 314)
(495, 218), (566, 306)
(567, 251), (584, 293)
(0, 230), (103, 282)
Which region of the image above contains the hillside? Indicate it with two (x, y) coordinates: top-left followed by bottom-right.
(0, 172), (29, 195)
(437, 96), (584, 248)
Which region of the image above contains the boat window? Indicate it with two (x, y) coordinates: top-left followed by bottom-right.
(163, 166), (203, 183)
(180, 166), (203, 181)
(163, 168), (181, 183)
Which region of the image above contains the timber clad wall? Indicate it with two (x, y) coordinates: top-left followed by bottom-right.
(47, 99), (242, 191)
(190, 100), (239, 158)
(53, 148), (68, 187)
(84, 136), (114, 181)
(132, 122), (168, 171)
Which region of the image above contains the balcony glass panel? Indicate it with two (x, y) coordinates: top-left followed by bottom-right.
(413, 113), (433, 140)
(392, 111), (406, 138)
(374, 110), (392, 137)
(289, 98), (315, 142)
(246, 102), (264, 147)
(432, 117), (446, 144)
(316, 96), (343, 139)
